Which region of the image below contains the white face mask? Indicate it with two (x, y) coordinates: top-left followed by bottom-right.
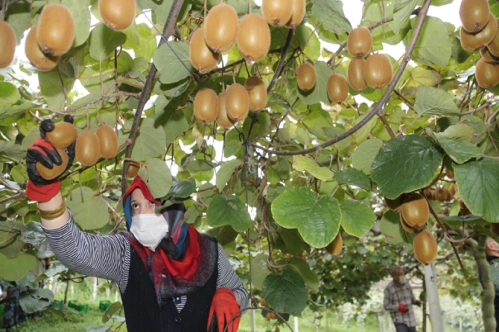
(130, 214), (169, 251)
(398, 275), (406, 284)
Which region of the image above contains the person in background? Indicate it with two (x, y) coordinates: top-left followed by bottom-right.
(485, 237), (499, 332)
(24, 117), (248, 332)
(2, 284), (27, 330)
(383, 266), (421, 332)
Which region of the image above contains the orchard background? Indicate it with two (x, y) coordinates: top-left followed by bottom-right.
(1, 0), (499, 330)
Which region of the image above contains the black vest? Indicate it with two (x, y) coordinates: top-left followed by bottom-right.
(121, 247), (218, 332)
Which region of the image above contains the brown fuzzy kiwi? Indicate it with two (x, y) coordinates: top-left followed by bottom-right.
(45, 121), (78, 149)
(459, 0), (490, 33)
(433, 187), (448, 202)
(261, 0), (292, 27)
(296, 62), (316, 91)
(75, 130), (101, 167)
(348, 58), (367, 91)
(364, 53), (392, 89)
(95, 123), (118, 159)
(460, 14), (497, 51)
(347, 26), (372, 58)
(481, 47), (499, 64)
(36, 148), (68, 180)
(25, 25), (60, 72)
(400, 193), (429, 230)
(486, 19), (499, 56)
(325, 232), (343, 256)
(36, 3), (75, 56)
(475, 57), (499, 88)
(245, 76), (268, 111)
(0, 21), (16, 69)
(194, 88), (219, 123)
(204, 3), (238, 53)
(400, 214), (418, 234)
(413, 230), (438, 265)
(286, 0), (306, 29)
(189, 27), (220, 74)
(327, 73), (348, 104)
(98, 0), (136, 31)
(237, 14), (271, 63)
(226, 83), (249, 122)
(216, 91), (235, 130)
(126, 161), (140, 178)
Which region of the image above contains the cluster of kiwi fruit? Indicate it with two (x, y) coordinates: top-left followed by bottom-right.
(36, 121), (119, 180)
(459, 0), (499, 88)
(189, 0), (305, 72)
(193, 75), (267, 128)
(1, 0), (135, 71)
(294, 26), (392, 105)
(385, 193), (438, 265)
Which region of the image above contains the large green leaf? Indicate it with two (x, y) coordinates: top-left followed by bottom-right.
(276, 257), (319, 293)
(393, 0), (418, 33)
(0, 82), (20, 109)
(340, 200), (377, 238)
(371, 135), (444, 199)
(0, 141), (25, 162)
(88, 23), (127, 61)
(405, 16), (452, 67)
(351, 138), (383, 175)
(38, 67), (75, 112)
(130, 118), (167, 160)
(137, 158), (172, 199)
(249, 253), (270, 291)
(435, 124), (475, 142)
(437, 138), (482, 164)
(262, 267), (308, 316)
(271, 187), (341, 248)
(166, 180), (196, 199)
(153, 42), (193, 85)
(206, 194), (251, 232)
(62, 0), (90, 47)
(414, 86), (460, 116)
(0, 252), (38, 281)
(20, 288), (53, 313)
(333, 168), (371, 191)
(5, 1), (31, 44)
(67, 186), (109, 230)
(216, 159), (242, 191)
(123, 23), (157, 61)
(136, 0), (173, 24)
(297, 62), (332, 105)
(455, 158), (499, 222)
(292, 155), (333, 181)
(311, 0), (351, 34)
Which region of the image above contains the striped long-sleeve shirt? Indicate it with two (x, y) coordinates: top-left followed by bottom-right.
(42, 213), (248, 311)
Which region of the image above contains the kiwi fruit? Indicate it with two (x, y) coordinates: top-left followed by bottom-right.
(226, 83), (249, 122)
(325, 232), (342, 256)
(36, 148), (69, 180)
(364, 53), (392, 89)
(433, 187), (448, 202)
(194, 88), (219, 123)
(45, 121), (78, 149)
(75, 130), (101, 167)
(400, 214), (418, 234)
(217, 91), (235, 130)
(347, 26), (372, 58)
(459, 0), (490, 33)
(480, 47), (499, 64)
(99, 0), (136, 31)
(400, 193), (429, 230)
(237, 14), (271, 63)
(204, 3), (238, 53)
(423, 188), (433, 200)
(25, 25), (60, 72)
(261, 0), (292, 27)
(296, 62), (316, 91)
(36, 3), (75, 56)
(475, 57), (499, 88)
(286, 0), (306, 29)
(189, 27), (220, 74)
(96, 123), (118, 159)
(0, 21), (16, 69)
(413, 230), (438, 265)
(460, 13), (497, 51)
(327, 73), (348, 104)
(126, 161), (140, 178)
(348, 58), (367, 91)
(384, 195), (404, 211)
(245, 76), (267, 111)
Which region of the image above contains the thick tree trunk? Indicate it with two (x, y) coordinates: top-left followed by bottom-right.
(467, 236), (497, 332)
(424, 263), (445, 331)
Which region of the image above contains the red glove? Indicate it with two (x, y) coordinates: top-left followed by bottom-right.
(207, 287), (240, 332)
(398, 304), (408, 313)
